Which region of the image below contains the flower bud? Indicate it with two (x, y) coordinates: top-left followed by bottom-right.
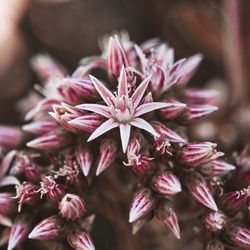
(218, 188), (249, 216)
(107, 35), (129, 78)
(204, 239), (225, 250)
(129, 188), (155, 223)
(176, 54), (203, 85)
(203, 211), (227, 232)
(76, 146), (93, 176)
(223, 224), (250, 248)
(8, 215), (31, 250)
(184, 89), (219, 105)
(67, 231), (95, 250)
(26, 130), (69, 150)
(39, 175), (65, 201)
(160, 100), (186, 120)
(96, 139), (117, 176)
(59, 194), (85, 220)
(201, 160), (235, 176)
(28, 216), (64, 240)
(125, 154), (152, 174)
(152, 171), (181, 196)
(68, 114), (103, 133)
(181, 142), (224, 168)
(14, 182), (39, 212)
(182, 172), (218, 211)
(184, 104), (218, 122)
(0, 126), (22, 149)
(22, 120), (58, 135)
(31, 54), (66, 81)
(155, 200), (180, 239)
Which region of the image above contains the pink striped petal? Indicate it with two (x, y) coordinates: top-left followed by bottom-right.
(132, 75), (151, 108)
(131, 118), (157, 136)
(118, 66), (128, 98)
(119, 124), (131, 153)
(89, 75), (115, 106)
(135, 102), (169, 117)
(87, 119), (118, 142)
(76, 104), (111, 118)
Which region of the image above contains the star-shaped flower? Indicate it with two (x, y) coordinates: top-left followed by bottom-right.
(76, 67), (169, 152)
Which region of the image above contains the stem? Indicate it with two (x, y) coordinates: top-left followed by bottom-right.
(222, 0), (246, 106)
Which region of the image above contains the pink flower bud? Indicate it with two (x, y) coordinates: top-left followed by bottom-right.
(223, 224), (250, 248)
(25, 99), (60, 120)
(156, 200), (180, 239)
(22, 120), (58, 135)
(76, 146), (93, 176)
(181, 142), (224, 168)
(160, 100), (187, 120)
(15, 153), (41, 182)
(0, 126), (22, 149)
(68, 114), (103, 133)
(129, 188), (155, 223)
(59, 194), (85, 220)
(176, 54), (203, 85)
(183, 172), (218, 211)
(153, 122), (186, 154)
(28, 215), (64, 240)
(203, 211), (227, 232)
(38, 175), (65, 201)
(125, 154), (152, 174)
(132, 212), (153, 235)
(204, 239), (225, 250)
(26, 130), (69, 150)
(218, 188), (249, 216)
(152, 171), (181, 196)
(184, 104), (218, 122)
(201, 160), (235, 176)
(31, 54), (66, 81)
(96, 139), (117, 176)
(14, 182), (39, 212)
(8, 215), (31, 250)
(67, 231), (95, 250)
(184, 89), (219, 105)
(107, 35), (129, 77)
(0, 193), (15, 214)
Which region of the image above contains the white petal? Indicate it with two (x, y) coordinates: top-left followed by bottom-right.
(76, 104), (111, 118)
(135, 102), (170, 117)
(87, 119), (118, 142)
(119, 124), (131, 153)
(118, 66), (128, 98)
(131, 118), (157, 136)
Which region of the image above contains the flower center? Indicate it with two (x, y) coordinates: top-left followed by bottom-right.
(111, 96), (134, 123)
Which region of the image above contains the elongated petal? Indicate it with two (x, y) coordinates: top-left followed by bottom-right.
(89, 75), (115, 106)
(0, 150), (16, 178)
(8, 215), (31, 250)
(118, 66), (128, 98)
(131, 118), (157, 136)
(87, 119), (118, 142)
(0, 176), (20, 187)
(135, 102), (170, 117)
(183, 172), (218, 211)
(68, 231), (95, 250)
(132, 75), (151, 108)
(119, 124), (131, 153)
(76, 146), (92, 176)
(0, 213), (12, 227)
(96, 139), (117, 176)
(129, 188), (155, 223)
(28, 216), (64, 240)
(76, 104), (111, 118)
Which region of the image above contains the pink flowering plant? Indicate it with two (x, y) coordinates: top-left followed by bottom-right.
(0, 33), (249, 250)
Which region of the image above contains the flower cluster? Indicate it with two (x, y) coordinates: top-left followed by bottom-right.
(0, 32), (249, 249)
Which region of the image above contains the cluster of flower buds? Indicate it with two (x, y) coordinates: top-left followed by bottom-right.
(0, 31), (249, 250)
